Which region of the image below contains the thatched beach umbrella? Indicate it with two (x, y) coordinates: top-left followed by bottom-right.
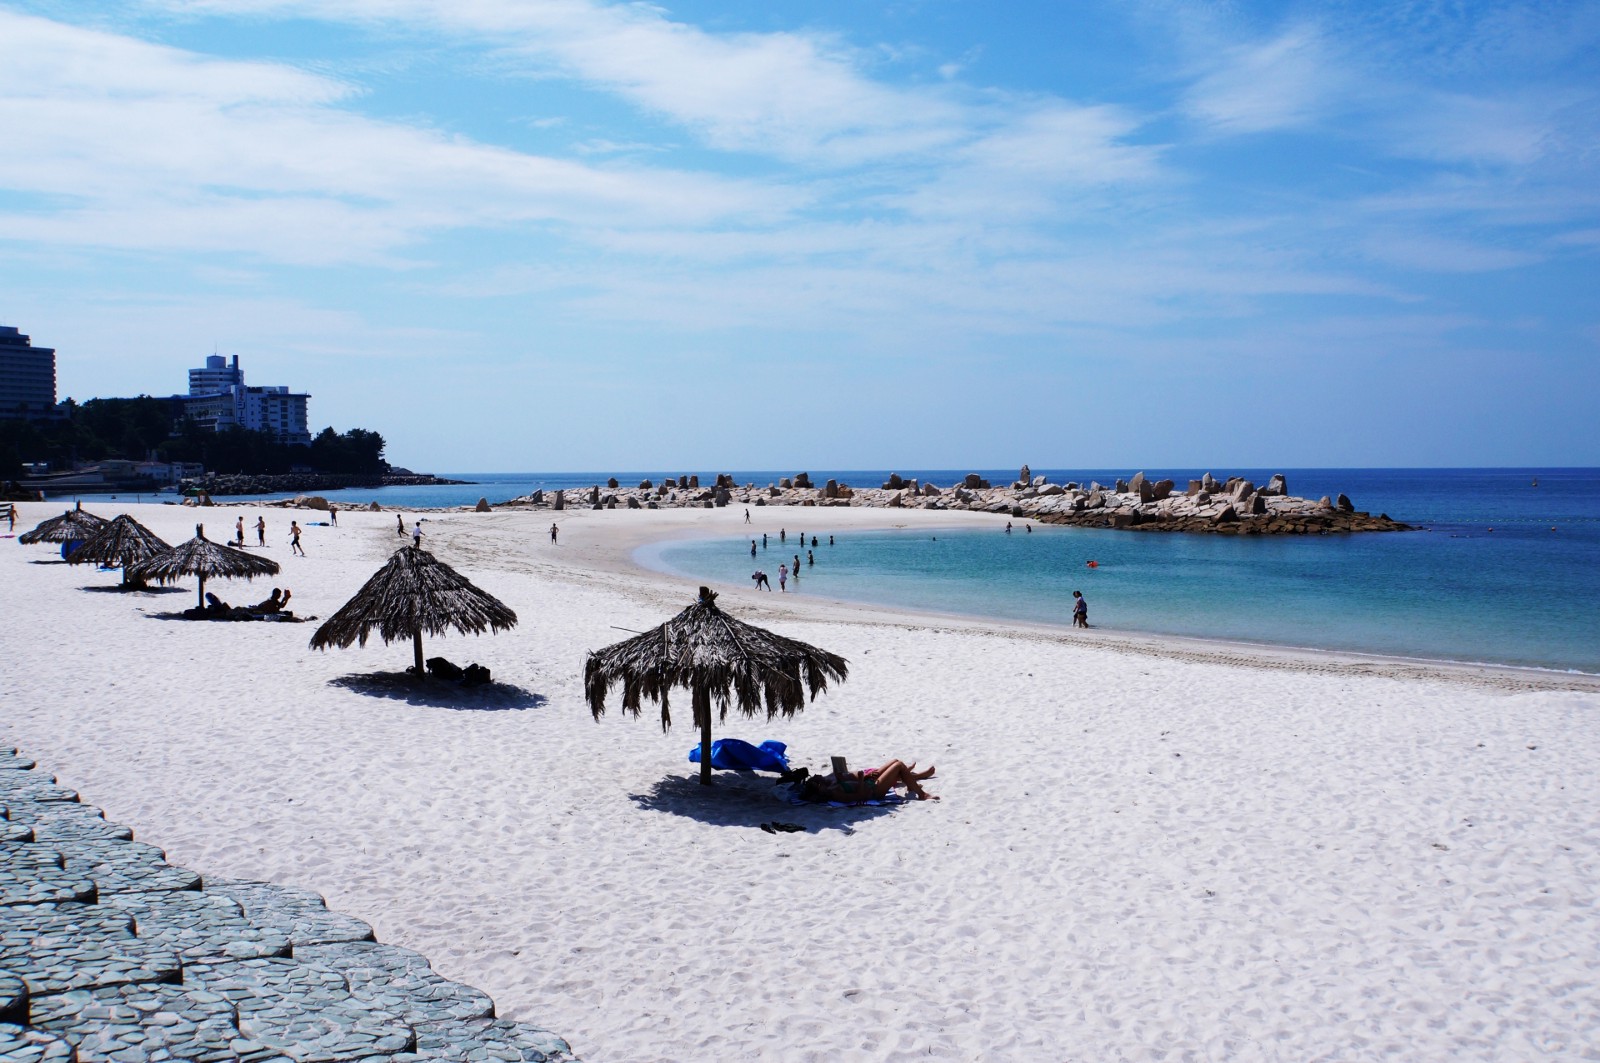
(19, 502), (111, 547)
(585, 586), (849, 785)
(66, 514), (171, 587)
(127, 523), (280, 609)
(309, 545), (518, 675)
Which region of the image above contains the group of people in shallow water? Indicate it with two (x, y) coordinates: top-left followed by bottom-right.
(750, 525), (832, 592)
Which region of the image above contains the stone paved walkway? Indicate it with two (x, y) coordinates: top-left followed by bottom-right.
(0, 747), (581, 1062)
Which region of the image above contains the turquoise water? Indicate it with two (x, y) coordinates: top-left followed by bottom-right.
(642, 469), (1600, 675)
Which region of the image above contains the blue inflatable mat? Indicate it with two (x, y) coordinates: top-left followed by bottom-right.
(688, 738), (790, 773)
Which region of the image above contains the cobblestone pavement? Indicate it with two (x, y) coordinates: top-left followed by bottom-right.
(0, 747), (581, 1062)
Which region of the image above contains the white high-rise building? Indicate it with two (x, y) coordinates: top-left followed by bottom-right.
(184, 354), (311, 445)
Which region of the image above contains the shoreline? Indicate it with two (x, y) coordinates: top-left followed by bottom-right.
(528, 504), (1600, 693)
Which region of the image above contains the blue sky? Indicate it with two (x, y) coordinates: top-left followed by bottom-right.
(1, 1), (1596, 471)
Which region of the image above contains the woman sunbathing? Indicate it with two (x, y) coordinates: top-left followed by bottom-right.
(802, 759), (937, 802)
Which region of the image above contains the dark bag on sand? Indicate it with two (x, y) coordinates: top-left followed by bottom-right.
(427, 657), (465, 681)
(461, 663), (491, 687)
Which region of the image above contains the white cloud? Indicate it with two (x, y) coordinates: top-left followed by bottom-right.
(1181, 25), (1336, 134)
(0, 8), (794, 264)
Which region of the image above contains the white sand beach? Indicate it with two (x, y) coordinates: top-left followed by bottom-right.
(5, 501), (1599, 1062)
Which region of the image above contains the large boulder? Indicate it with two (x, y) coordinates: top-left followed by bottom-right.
(1264, 473), (1288, 497)
(1084, 490), (1105, 509)
(1038, 483), (1065, 496)
(688, 475), (700, 488)
(1187, 480), (1203, 495)
(884, 473), (905, 490)
(607, 477), (619, 489)
(964, 473), (984, 489)
(638, 479), (653, 489)
(1019, 464), (1031, 485)
(780, 477), (792, 490)
(1114, 478), (1129, 493)
(553, 489), (565, 511)
(1128, 471), (1147, 494)
(1032, 475), (1048, 487)
(1213, 505), (1239, 524)
(1230, 479), (1255, 502)
(587, 486), (600, 504)
(825, 478), (840, 499)
(475, 497), (491, 512)
(1152, 478), (1175, 501)
(1202, 472), (1219, 492)
(1337, 493), (1355, 512)
(1249, 492), (1267, 515)
(922, 483), (941, 496)
(627, 496), (641, 509)
(295, 495), (330, 511)
(529, 489), (544, 504)
(794, 472), (813, 489)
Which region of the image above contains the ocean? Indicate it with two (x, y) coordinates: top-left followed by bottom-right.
(150, 467), (1600, 675)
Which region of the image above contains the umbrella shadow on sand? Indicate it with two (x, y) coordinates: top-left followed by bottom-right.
(81, 583), (188, 595)
(628, 771), (894, 834)
(328, 671), (547, 711)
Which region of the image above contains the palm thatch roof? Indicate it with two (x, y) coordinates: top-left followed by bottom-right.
(66, 515), (171, 584)
(585, 586), (849, 784)
(309, 545), (518, 673)
(19, 502), (111, 545)
(127, 523), (281, 608)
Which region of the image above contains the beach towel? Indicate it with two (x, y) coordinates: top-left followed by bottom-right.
(779, 785), (908, 808)
(687, 738), (790, 773)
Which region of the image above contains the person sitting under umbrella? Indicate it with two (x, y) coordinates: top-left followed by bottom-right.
(801, 759), (937, 802)
(250, 587), (292, 613)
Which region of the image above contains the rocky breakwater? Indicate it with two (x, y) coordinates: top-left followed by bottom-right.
(499, 469), (1409, 535)
(182, 471), (469, 497)
(1001, 471), (1410, 535)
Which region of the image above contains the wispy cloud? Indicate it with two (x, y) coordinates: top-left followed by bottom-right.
(0, 8), (793, 264)
(1181, 24), (1337, 134)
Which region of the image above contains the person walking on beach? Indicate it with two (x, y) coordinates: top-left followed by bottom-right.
(329, 505), (337, 526)
(413, 521), (423, 548)
(778, 564), (788, 591)
(745, 508), (751, 524)
(397, 514), (406, 537)
(550, 523), (559, 544)
(1072, 590), (1088, 628)
(234, 516), (245, 546)
(289, 521), (305, 556)
(256, 516), (266, 546)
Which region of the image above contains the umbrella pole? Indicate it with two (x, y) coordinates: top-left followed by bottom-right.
(696, 681), (713, 786)
(413, 630), (425, 676)
(197, 573), (206, 610)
